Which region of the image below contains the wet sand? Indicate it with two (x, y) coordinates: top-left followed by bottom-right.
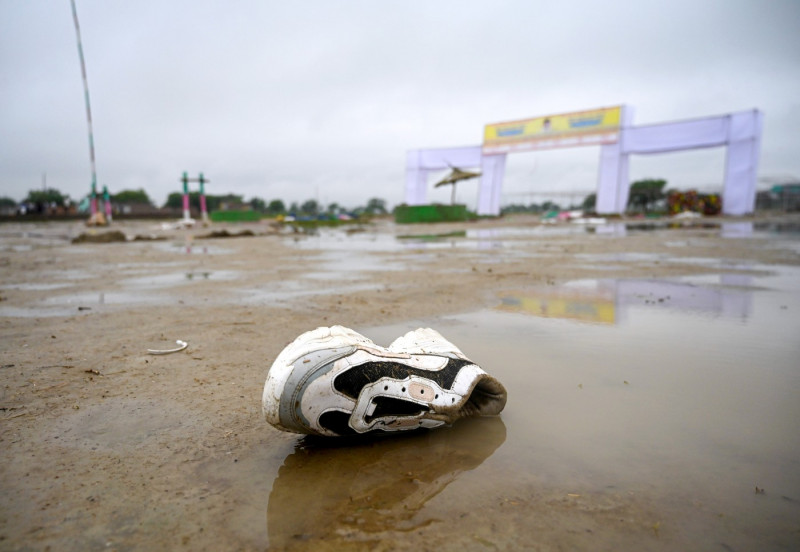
(1, 214), (799, 551)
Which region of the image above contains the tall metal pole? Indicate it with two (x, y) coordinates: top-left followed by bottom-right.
(102, 185), (112, 222)
(91, 182), (97, 217)
(182, 171), (191, 220)
(198, 173), (208, 223)
(70, 0), (98, 216)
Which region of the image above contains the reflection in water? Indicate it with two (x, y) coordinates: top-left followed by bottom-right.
(721, 221), (753, 238)
(183, 234), (209, 254)
(266, 416), (506, 548)
(499, 276), (754, 324)
(594, 222), (627, 237)
(499, 286), (616, 324)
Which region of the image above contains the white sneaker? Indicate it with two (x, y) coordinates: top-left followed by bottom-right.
(262, 326), (507, 437)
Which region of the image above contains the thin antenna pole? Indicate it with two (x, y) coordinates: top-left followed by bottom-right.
(70, 0), (98, 212)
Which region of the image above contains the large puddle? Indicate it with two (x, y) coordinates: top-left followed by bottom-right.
(197, 267), (800, 549)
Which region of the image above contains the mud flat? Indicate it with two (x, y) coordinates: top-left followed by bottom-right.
(1, 214), (799, 550)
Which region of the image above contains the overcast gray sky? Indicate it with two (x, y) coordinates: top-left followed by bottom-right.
(2, 0), (799, 210)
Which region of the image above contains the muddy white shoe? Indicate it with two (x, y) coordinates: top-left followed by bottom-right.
(262, 326), (507, 437)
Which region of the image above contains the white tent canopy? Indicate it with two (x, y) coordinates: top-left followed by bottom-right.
(405, 108), (763, 216)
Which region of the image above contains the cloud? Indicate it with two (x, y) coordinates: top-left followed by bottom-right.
(1, 0), (799, 209)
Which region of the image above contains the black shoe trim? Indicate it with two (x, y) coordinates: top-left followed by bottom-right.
(318, 410), (358, 436)
(333, 358), (473, 399)
(365, 396), (429, 423)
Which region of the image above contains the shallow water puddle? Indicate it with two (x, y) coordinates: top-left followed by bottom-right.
(0, 270), (241, 317)
(495, 273), (768, 324)
(153, 240), (233, 255)
(121, 270), (239, 287)
(240, 268), (800, 549)
(235, 281), (379, 305)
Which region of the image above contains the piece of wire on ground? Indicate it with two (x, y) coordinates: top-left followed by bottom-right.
(147, 340), (188, 355)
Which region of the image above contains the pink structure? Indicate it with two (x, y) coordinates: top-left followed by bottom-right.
(180, 172), (210, 222)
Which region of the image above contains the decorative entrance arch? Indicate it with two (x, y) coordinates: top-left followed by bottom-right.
(597, 109), (763, 215)
(405, 107), (763, 216)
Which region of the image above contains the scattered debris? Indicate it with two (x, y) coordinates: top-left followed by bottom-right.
(160, 219), (196, 230)
(71, 231), (127, 244)
(1, 406), (28, 420)
(755, 486), (766, 494)
(196, 229), (256, 239)
(397, 230), (466, 240)
(673, 210), (702, 220)
(652, 521), (661, 536)
(85, 211), (108, 227)
(84, 369), (103, 376)
(147, 340), (188, 355)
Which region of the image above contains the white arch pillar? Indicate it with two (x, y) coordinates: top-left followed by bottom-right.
(597, 141), (630, 213)
(596, 109), (763, 215)
(722, 110), (764, 215)
(405, 150), (430, 206)
(477, 154), (507, 216)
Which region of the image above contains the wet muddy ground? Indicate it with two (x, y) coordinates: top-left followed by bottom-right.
(1, 214), (799, 551)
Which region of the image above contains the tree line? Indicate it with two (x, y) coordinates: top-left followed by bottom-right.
(1, 187), (389, 217)
(4, 178), (714, 218)
(162, 192), (388, 217)
(501, 179), (670, 215)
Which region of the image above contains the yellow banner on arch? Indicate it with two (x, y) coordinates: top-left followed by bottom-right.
(483, 106), (622, 154)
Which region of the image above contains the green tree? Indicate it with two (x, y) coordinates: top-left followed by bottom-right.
(541, 200), (560, 212)
(365, 197), (387, 215)
(628, 179), (667, 213)
(24, 188), (69, 207)
(300, 199), (320, 216)
(164, 192), (193, 209)
(0, 196), (17, 209)
(112, 188), (152, 205)
(582, 193), (596, 211)
(267, 199), (286, 216)
(249, 197), (267, 212)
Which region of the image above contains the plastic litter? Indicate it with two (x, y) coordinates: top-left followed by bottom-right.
(147, 340), (188, 355)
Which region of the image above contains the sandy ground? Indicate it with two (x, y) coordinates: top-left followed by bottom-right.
(1, 213), (798, 551)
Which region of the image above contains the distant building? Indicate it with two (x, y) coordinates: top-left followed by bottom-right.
(757, 184), (800, 211)
(116, 202), (162, 216)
